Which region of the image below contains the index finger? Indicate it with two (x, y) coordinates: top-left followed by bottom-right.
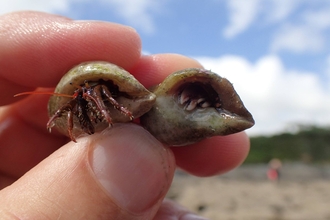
(0, 11), (141, 105)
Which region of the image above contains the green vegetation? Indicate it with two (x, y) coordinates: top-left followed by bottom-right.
(245, 125), (330, 163)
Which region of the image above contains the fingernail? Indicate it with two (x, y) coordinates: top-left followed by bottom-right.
(90, 123), (174, 213)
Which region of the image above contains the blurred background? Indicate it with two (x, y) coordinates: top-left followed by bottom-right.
(2, 1), (330, 219)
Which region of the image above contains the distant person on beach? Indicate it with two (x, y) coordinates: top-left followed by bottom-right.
(267, 158), (282, 182)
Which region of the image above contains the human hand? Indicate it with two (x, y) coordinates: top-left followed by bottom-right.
(0, 11), (250, 219)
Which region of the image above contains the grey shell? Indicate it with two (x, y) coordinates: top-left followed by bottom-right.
(140, 68), (254, 146)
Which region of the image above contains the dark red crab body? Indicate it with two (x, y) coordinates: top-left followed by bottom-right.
(47, 62), (156, 141)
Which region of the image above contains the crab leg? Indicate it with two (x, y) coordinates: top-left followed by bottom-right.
(47, 100), (78, 142)
(100, 85), (134, 120)
(83, 85), (113, 126)
(74, 99), (95, 135)
(66, 110), (76, 142)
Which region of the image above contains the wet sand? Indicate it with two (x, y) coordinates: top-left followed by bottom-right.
(167, 163), (330, 220)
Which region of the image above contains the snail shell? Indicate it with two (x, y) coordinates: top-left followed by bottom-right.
(140, 68), (254, 146)
(48, 61), (156, 139)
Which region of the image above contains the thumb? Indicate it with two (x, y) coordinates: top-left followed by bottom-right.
(0, 123), (176, 219)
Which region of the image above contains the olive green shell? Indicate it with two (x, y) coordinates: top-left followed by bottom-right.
(140, 68), (254, 146)
(48, 61), (156, 138)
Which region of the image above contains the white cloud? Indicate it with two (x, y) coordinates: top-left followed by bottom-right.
(270, 24), (325, 53)
(223, 0), (330, 54)
(99, 0), (163, 34)
(302, 8), (330, 30)
(196, 55), (330, 136)
(223, 0), (261, 38)
(263, 0), (299, 22)
(326, 55), (330, 88)
(222, 0), (301, 39)
(270, 6), (330, 53)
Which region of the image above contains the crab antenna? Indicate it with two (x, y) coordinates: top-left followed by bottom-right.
(14, 91), (74, 98)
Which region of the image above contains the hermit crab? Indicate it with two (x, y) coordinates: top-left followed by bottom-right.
(15, 61), (254, 145)
(17, 62), (156, 142)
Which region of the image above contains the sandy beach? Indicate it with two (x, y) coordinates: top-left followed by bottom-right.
(167, 163), (330, 220)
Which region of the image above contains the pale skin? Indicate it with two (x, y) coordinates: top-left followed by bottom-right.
(0, 11), (250, 219)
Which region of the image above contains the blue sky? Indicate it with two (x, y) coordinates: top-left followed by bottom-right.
(2, 0), (330, 136)
(51, 0), (330, 74)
